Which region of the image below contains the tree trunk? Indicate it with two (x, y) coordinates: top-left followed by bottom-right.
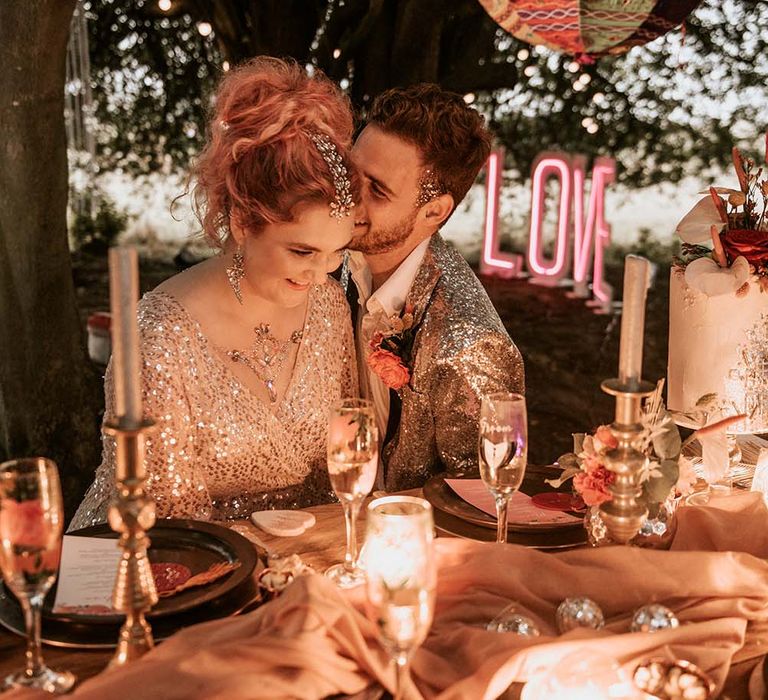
(0, 0), (102, 519)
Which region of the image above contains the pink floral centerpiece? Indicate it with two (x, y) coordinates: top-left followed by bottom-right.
(549, 383), (696, 545)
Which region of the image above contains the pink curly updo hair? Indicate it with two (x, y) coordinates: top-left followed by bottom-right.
(191, 57), (360, 248)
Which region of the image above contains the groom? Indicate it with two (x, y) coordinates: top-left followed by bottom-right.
(346, 83), (524, 491)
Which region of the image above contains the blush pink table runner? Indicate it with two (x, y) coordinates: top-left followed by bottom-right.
(4, 492), (768, 699)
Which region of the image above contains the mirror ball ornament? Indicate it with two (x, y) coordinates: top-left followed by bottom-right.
(556, 597), (605, 633)
(486, 611), (541, 636)
(633, 658), (715, 700)
(630, 604), (679, 633)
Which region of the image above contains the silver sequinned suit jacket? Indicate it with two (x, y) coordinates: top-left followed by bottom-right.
(346, 234), (525, 491)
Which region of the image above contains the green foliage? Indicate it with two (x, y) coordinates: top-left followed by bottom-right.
(82, 0), (768, 188)
(641, 459), (680, 514)
(85, 0), (221, 174)
(70, 193), (129, 252)
(651, 412), (683, 461)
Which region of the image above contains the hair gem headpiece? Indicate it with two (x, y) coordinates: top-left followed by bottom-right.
(307, 131), (354, 220)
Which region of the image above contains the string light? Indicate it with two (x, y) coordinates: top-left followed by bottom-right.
(567, 61), (580, 73)
(524, 65), (536, 77)
(579, 73), (592, 85)
(463, 93), (476, 104)
(157, 0), (171, 11)
(587, 123), (599, 134)
(517, 48), (529, 61)
(222, 61), (230, 72)
(332, 48), (341, 59)
(197, 22), (212, 37)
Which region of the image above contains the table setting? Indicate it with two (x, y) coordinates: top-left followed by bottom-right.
(2, 250), (768, 700)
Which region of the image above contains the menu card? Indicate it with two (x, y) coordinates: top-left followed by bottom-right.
(52, 535), (123, 614)
(445, 479), (580, 525)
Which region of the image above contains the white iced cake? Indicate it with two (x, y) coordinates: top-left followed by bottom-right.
(667, 267), (768, 423)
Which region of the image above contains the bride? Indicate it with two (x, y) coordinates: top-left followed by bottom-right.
(71, 58), (359, 527)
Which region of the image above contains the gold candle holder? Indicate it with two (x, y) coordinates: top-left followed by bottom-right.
(103, 418), (158, 668)
(599, 378), (656, 544)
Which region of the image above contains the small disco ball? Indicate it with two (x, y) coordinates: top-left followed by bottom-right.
(630, 604), (679, 633)
(486, 606), (541, 637)
(556, 597), (605, 633)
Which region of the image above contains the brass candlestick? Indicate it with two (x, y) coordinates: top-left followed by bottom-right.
(103, 418), (158, 668)
(599, 378), (656, 544)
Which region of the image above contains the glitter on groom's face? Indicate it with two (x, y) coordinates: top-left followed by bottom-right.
(348, 125), (423, 256)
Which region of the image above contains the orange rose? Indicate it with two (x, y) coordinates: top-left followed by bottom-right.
(594, 425), (618, 450)
(367, 349), (410, 390)
(574, 466), (614, 507)
(0, 499), (53, 549)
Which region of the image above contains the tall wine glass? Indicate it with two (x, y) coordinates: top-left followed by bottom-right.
(478, 392), (527, 544)
(325, 398), (378, 588)
(0, 458), (75, 693)
(363, 496), (435, 700)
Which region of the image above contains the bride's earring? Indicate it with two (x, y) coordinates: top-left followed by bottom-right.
(226, 246), (245, 304)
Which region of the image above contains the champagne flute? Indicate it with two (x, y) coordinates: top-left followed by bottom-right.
(363, 496), (435, 700)
(325, 398), (378, 588)
(478, 392), (527, 544)
(0, 458), (75, 693)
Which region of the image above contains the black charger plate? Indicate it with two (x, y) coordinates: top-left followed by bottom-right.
(0, 519), (264, 644)
(0, 575), (260, 649)
(44, 519), (261, 624)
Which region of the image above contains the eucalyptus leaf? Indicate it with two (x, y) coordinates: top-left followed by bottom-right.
(557, 453), (581, 471)
(545, 464), (581, 489)
(640, 458), (679, 505)
(651, 412), (682, 460)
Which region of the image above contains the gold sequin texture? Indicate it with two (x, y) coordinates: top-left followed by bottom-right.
(378, 235), (525, 491)
(70, 281), (356, 528)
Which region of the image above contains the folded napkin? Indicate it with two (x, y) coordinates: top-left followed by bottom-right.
(4, 492), (768, 700)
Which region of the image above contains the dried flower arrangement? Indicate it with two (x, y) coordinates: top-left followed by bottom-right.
(674, 134), (768, 295)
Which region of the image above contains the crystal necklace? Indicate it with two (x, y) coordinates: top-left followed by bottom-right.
(227, 323), (303, 403)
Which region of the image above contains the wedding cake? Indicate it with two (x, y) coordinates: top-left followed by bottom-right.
(666, 139), (768, 431)
(667, 268), (768, 425)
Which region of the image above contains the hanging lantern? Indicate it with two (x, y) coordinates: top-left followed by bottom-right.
(477, 0), (702, 60)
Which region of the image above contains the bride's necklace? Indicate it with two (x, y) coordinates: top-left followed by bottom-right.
(227, 323), (303, 403)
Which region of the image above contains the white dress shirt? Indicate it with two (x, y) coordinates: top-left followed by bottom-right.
(348, 238), (431, 444)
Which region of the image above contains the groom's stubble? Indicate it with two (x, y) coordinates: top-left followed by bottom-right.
(348, 209), (418, 256)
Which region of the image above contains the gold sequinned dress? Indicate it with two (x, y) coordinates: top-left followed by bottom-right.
(70, 281), (357, 528)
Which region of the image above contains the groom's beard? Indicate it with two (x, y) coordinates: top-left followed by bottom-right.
(349, 210), (417, 255)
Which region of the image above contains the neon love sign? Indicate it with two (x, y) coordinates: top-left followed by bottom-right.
(480, 149), (616, 312)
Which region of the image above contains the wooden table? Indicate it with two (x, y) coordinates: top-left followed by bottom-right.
(0, 496), (764, 699)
